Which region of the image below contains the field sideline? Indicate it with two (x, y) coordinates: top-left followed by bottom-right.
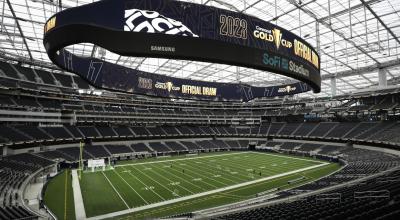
(73, 151), (338, 219)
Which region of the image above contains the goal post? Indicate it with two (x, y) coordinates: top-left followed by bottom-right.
(79, 141), (83, 180)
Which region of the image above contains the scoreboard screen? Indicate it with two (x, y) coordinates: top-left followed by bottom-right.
(43, 0), (321, 101)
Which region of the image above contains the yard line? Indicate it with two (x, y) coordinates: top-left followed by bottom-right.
(181, 153), (287, 183)
(195, 156), (256, 181)
(224, 153), (311, 176)
(148, 163), (206, 191)
(171, 161), (232, 187)
(130, 166), (177, 195)
(87, 162), (330, 220)
(113, 169), (149, 205)
(115, 152), (248, 167)
(147, 154), (237, 187)
(167, 164), (219, 189)
(188, 157), (250, 182)
(120, 166), (165, 201)
(186, 155), (255, 184)
(101, 171), (130, 210)
(225, 153), (316, 175)
(140, 164), (196, 195)
(210, 156), (275, 178)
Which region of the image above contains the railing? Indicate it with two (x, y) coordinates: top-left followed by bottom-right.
(354, 190), (390, 199)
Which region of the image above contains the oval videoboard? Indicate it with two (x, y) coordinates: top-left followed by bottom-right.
(43, 0), (321, 102)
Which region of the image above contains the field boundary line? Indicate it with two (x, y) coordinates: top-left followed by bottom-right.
(87, 162), (329, 220)
(113, 169), (149, 205)
(252, 151), (325, 163)
(120, 166), (166, 201)
(64, 171), (68, 220)
(101, 171), (130, 210)
(115, 152), (247, 167)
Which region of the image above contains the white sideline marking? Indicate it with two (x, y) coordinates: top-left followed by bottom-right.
(251, 151), (323, 164)
(101, 172), (130, 209)
(86, 162), (329, 220)
(71, 170), (86, 219)
(116, 151), (324, 170)
(115, 152), (249, 167)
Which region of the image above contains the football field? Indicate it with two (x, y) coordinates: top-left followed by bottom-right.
(76, 151), (339, 219)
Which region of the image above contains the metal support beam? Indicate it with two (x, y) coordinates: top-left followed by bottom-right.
(328, 0), (331, 25)
(283, 0), (382, 35)
(267, 0), (317, 23)
(5, 0), (33, 61)
(300, 11), (399, 49)
(361, 74), (374, 84)
(322, 81), (346, 94)
(240, 0), (262, 13)
(286, 0), (380, 65)
(364, 5), (368, 45)
(323, 59), (400, 80)
(330, 77), (336, 96)
(378, 68), (387, 88)
(90, 45), (97, 58)
(360, 0), (400, 45)
(338, 78), (359, 90)
(236, 66), (240, 83)
(348, 0), (352, 38)
(151, 59), (173, 75)
(274, 0), (277, 25)
(316, 21), (320, 55)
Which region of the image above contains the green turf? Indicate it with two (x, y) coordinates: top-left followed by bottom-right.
(114, 151), (236, 165)
(117, 163), (340, 220)
(78, 151), (339, 219)
(80, 171), (128, 216)
(44, 170), (75, 220)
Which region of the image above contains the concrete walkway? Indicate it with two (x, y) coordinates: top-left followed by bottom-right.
(72, 170), (87, 220)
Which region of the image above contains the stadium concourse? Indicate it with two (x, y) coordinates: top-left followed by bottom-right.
(1, 0), (400, 220)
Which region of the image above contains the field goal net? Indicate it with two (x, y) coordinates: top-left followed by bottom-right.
(87, 159), (106, 172)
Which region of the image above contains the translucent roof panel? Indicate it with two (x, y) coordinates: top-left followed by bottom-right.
(0, 0), (399, 99)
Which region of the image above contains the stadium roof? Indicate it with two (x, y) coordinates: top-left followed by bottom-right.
(0, 0), (400, 98)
